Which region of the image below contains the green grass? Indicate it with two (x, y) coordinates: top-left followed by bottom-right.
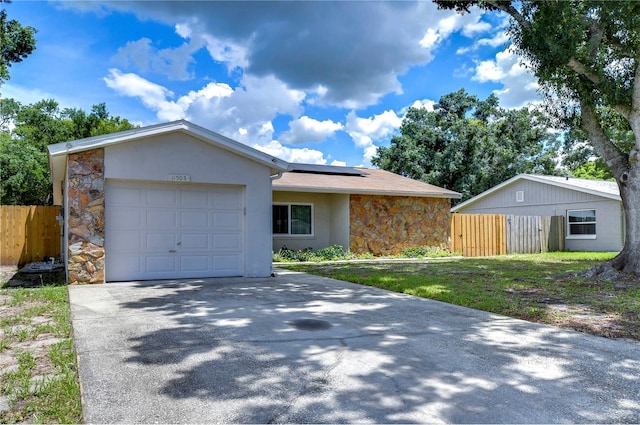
(281, 252), (640, 340)
(0, 284), (82, 424)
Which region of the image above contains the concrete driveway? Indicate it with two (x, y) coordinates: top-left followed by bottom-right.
(69, 269), (640, 424)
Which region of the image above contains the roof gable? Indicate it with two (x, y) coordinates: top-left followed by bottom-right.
(451, 174), (621, 212)
(48, 120), (288, 181)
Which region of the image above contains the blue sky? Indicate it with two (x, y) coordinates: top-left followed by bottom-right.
(3, 1), (541, 167)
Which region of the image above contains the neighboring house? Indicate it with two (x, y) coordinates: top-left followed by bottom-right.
(48, 120), (288, 284)
(273, 164), (461, 255)
(451, 174), (624, 252)
(48, 120), (460, 284)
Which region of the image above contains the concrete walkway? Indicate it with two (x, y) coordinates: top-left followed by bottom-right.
(69, 269), (640, 424)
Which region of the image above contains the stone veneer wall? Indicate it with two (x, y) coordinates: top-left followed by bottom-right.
(349, 195), (451, 255)
(67, 149), (105, 284)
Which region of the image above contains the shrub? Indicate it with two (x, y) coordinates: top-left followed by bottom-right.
(273, 246), (313, 262)
(312, 244), (346, 261)
(400, 245), (453, 258)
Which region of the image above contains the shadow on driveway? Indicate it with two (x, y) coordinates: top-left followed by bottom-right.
(69, 269), (640, 423)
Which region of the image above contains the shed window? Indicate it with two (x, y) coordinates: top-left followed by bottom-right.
(273, 204), (313, 235)
(567, 209), (596, 238)
(516, 191), (524, 203)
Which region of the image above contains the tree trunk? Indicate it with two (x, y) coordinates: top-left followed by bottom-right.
(606, 165), (640, 277)
(579, 101), (640, 280)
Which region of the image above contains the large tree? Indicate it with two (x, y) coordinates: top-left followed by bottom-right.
(436, 0), (640, 278)
(373, 89), (559, 202)
(0, 0), (37, 84)
(0, 99), (136, 205)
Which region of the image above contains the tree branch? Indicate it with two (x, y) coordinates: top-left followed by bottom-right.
(484, 0), (532, 31)
(628, 59), (640, 149)
(579, 99), (627, 177)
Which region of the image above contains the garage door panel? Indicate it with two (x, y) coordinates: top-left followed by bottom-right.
(146, 256), (177, 272)
(180, 211), (209, 228)
(106, 181), (244, 281)
(108, 255), (142, 276)
(146, 189), (177, 206)
(213, 189), (242, 209)
(146, 233), (176, 251)
(109, 186), (143, 205)
(180, 256), (209, 271)
(111, 208), (144, 228)
(109, 230), (141, 252)
(213, 234), (242, 250)
(181, 190), (210, 208)
(180, 233), (209, 250)
(147, 210), (177, 229)
(213, 255), (241, 271)
(213, 211), (241, 229)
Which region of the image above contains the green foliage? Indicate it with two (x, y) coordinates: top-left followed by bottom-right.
(0, 133), (51, 204)
(0, 3), (37, 84)
(273, 247), (314, 262)
(571, 160), (614, 181)
(373, 89), (561, 202)
(313, 244), (347, 260)
(0, 98), (137, 205)
(273, 244), (455, 262)
(400, 245), (454, 258)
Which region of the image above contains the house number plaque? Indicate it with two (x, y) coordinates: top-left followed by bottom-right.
(168, 174), (191, 182)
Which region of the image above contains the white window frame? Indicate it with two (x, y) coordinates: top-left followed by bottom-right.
(516, 191), (524, 203)
(272, 203), (314, 236)
(566, 209), (597, 240)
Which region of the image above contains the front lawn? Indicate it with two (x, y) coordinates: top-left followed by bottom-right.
(0, 280), (82, 424)
(281, 252), (640, 341)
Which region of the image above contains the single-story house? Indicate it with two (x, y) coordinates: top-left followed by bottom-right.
(272, 164), (461, 255)
(451, 174), (624, 252)
(48, 120), (460, 284)
(48, 120), (288, 284)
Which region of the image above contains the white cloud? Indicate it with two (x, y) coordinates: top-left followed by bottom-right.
(103, 69), (184, 120)
(471, 48), (540, 108)
(253, 140), (328, 164)
(409, 99), (436, 111)
(346, 110), (402, 148)
(461, 20), (492, 37)
(345, 109), (403, 166)
(104, 69), (306, 145)
(112, 37), (200, 81)
(279, 116), (343, 144)
(456, 32), (509, 54)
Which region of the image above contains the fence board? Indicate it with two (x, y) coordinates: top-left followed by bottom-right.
(450, 213), (506, 257)
(453, 214), (564, 257)
(0, 206), (61, 266)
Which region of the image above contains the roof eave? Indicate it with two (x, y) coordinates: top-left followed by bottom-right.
(273, 186), (461, 199)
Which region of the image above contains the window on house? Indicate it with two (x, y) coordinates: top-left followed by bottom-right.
(567, 209), (596, 237)
(516, 191), (524, 203)
(273, 204), (313, 235)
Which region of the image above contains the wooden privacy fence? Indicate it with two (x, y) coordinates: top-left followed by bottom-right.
(1, 206), (61, 266)
(451, 213), (565, 257)
(450, 214), (506, 257)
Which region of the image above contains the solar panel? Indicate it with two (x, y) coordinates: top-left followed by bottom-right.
(288, 163), (368, 176)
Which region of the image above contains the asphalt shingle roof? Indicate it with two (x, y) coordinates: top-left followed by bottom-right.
(273, 167), (461, 198)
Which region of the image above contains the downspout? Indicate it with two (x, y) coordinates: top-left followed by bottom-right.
(269, 170), (283, 276)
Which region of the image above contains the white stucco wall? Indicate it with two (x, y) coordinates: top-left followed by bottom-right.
(104, 133), (274, 277)
(272, 191), (350, 252)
